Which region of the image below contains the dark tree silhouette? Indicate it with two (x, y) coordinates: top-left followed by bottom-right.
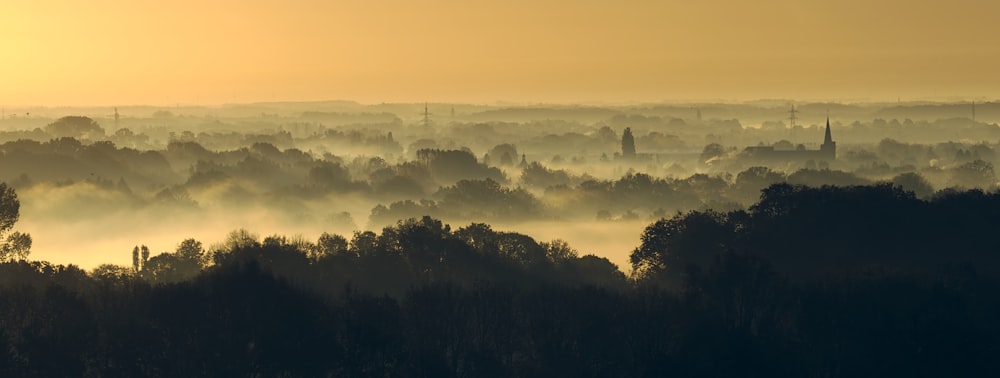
(733, 166), (786, 203)
(44, 116), (105, 139)
(890, 171), (935, 198)
(950, 159), (996, 188)
(131, 246), (140, 272)
(0, 183), (30, 261)
(0, 197), (998, 376)
(630, 210), (734, 288)
(0, 183), (19, 232)
(621, 127), (636, 158)
(700, 143), (727, 163)
(520, 161), (575, 189)
(314, 232), (349, 259)
(488, 143), (519, 167)
(417, 148), (506, 184)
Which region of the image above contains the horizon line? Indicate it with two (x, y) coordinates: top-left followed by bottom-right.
(0, 95), (997, 110)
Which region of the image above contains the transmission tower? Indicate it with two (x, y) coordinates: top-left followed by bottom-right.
(788, 104), (798, 128)
(114, 107), (120, 130)
(421, 102), (432, 128)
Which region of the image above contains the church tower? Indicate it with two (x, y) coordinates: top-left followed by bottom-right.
(820, 117), (836, 160)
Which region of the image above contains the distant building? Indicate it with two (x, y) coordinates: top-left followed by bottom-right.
(614, 127), (688, 164)
(742, 118), (836, 163)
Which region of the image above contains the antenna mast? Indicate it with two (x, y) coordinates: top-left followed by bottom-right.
(422, 102), (432, 128)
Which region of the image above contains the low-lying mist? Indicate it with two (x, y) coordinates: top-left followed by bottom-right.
(12, 175), (647, 270)
(2, 100), (999, 271)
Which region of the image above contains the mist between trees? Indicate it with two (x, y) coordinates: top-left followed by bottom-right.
(1, 101), (999, 375)
(1, 180), (1000, 376)
(3, 102), (1000, 267)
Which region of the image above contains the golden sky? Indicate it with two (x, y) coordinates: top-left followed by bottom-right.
(1, 0), (997, 106)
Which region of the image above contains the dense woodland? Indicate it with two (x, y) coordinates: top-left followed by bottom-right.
(1, 180), (999, 376)
(1, 102), (999, 376)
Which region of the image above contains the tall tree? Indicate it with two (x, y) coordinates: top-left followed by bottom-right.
(132, 246), (140, 272)
(141, 245), (150, 267)
(0, 183), (19, 235)
(0, 183), (31, 261)
(621, 127), (636, 158)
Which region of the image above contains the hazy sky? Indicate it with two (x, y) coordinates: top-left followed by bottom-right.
(2, 0), (997, 106)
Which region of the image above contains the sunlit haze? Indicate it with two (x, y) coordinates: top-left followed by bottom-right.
(2, 0), (998, 106)
(3, 2), (1000, 373)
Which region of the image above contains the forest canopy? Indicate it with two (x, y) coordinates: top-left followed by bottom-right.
(0, 181), (998, 376)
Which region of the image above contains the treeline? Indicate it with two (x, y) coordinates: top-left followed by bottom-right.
(4, 130), (1000, 228)
(632, 183), (1000, 286)
(1, 259), (995, 376)
(118, 216), (626, 294)
(1, 184), (1000, 375)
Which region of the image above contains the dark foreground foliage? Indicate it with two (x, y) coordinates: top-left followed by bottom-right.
(2, 184), (1000, 376)
(0, 259), (996, 377)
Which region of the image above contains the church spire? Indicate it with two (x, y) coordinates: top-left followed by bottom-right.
(820, 115), (836, 161)
(823, 117), (832, 145)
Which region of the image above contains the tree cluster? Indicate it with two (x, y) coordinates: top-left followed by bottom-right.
(0, 183), (998, 375)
